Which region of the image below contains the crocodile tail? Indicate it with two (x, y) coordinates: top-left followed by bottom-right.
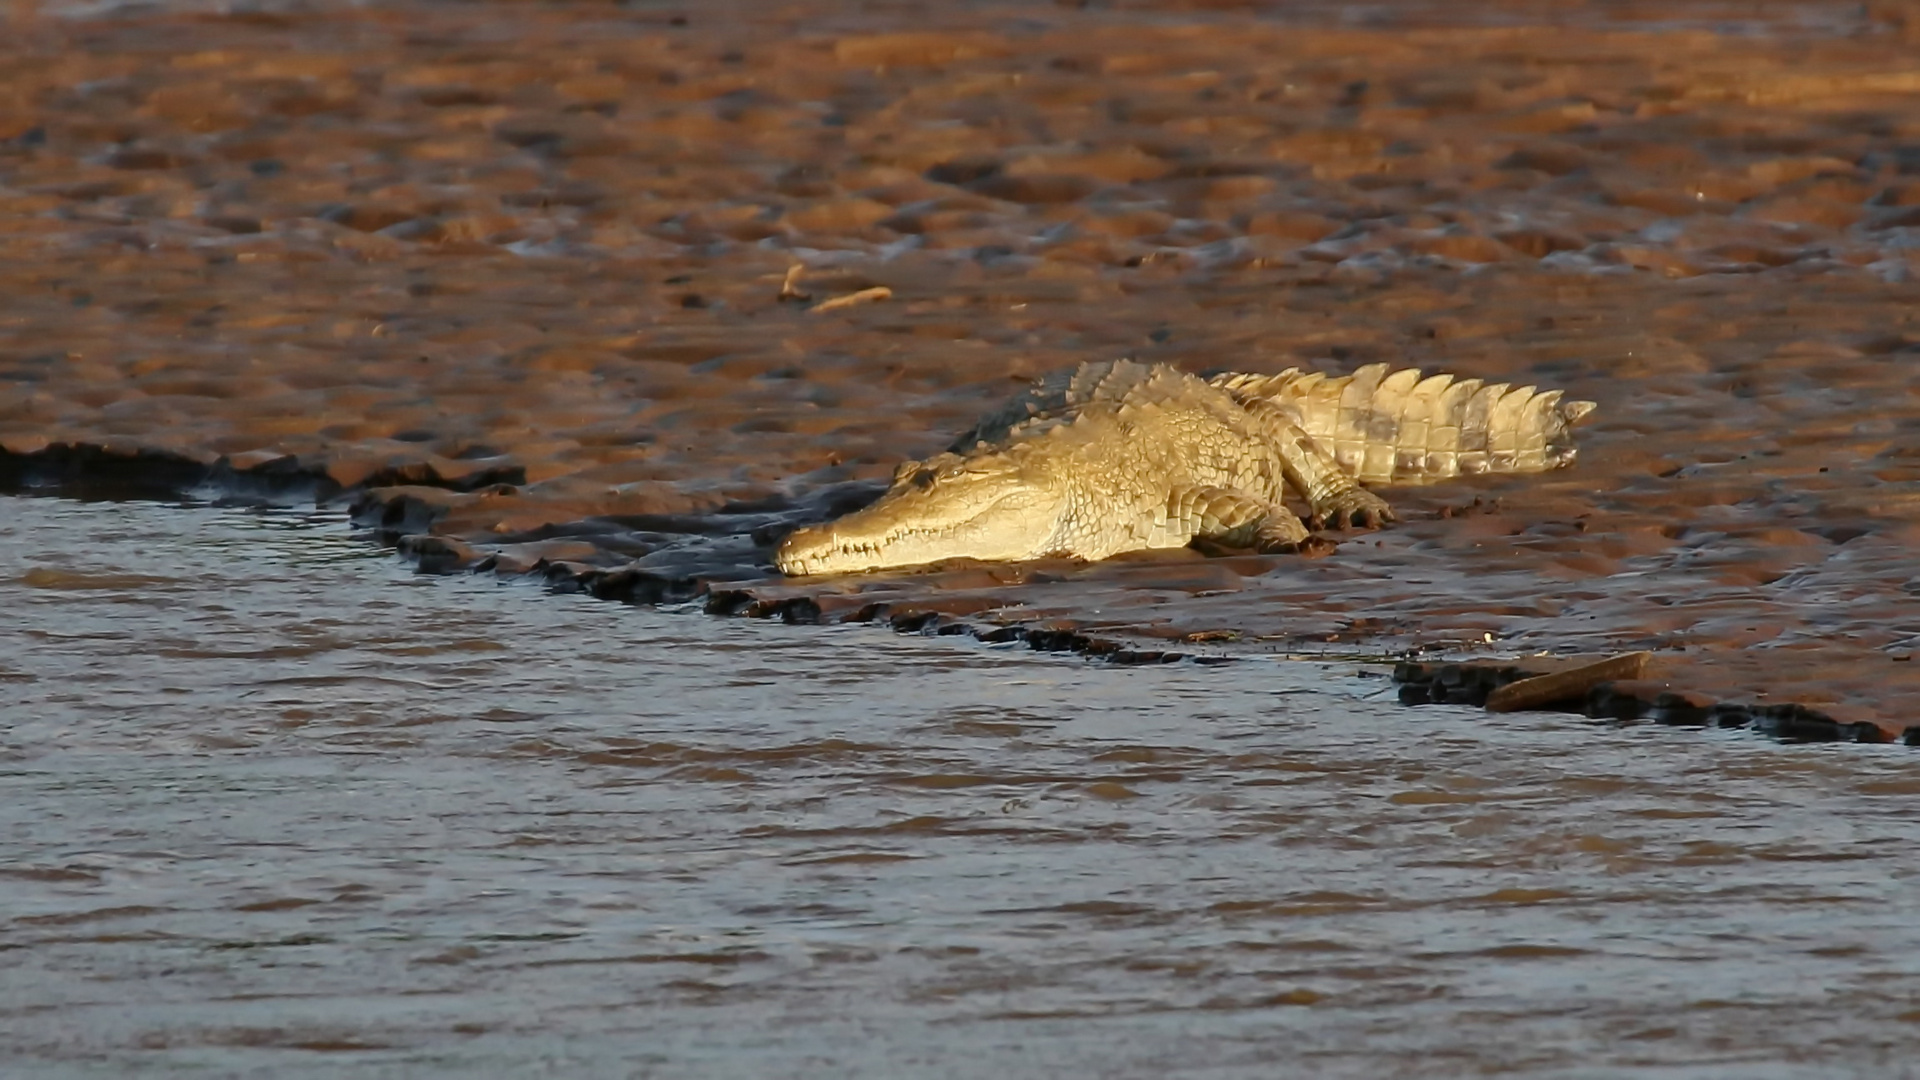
(1212, 364), (1596, 485)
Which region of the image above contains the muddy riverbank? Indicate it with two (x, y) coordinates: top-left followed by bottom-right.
(4, 1), (1919, 722)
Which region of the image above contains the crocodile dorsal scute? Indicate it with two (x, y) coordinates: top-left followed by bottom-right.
(1211, 361), (1590, 484)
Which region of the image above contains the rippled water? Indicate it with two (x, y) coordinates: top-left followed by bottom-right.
(1, 495), (1916, 1077)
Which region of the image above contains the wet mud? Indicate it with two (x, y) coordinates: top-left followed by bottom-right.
(5, 1), (1920, 726)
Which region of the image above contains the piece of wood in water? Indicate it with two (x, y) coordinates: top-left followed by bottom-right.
(1483, 650), (1653, 713)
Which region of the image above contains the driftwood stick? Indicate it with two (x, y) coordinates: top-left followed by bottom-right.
(809, 286), (891, 313)
(1484, 651), (1653, 713)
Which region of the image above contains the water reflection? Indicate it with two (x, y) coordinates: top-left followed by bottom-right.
(0, 496), (1913, 1076)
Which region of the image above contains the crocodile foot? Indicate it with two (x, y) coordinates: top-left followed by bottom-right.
(1295, 534), (1339, 558)
(1308, 489), (1395, 531)
(1253, 510), (1310, 552)
(1194, 532), (1335, 558)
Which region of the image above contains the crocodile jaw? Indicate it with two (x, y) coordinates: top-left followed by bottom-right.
(777, 471), (1062, 575)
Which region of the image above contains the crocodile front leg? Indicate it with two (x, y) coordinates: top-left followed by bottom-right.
(1243, 399), (1395, 530)
(1166, 485), (1309, 552)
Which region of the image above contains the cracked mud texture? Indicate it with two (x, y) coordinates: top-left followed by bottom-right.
(3, 0), (1919, 728)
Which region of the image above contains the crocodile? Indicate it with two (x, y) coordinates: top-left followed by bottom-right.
(776, 359), (1595, 576)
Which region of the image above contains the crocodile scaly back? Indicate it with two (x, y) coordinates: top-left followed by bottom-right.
(951, 359), (1170, 451)
(1212, 363), (1596, 485)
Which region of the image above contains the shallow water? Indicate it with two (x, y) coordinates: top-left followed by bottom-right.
(1, 495), (1916, 1077)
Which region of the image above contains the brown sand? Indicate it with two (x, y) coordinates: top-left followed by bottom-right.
(2, 1), (1918, 731)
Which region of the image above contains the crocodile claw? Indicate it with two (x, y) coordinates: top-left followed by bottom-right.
(1308, 490), (1396, 531)
(1252, 512), (1309, 553)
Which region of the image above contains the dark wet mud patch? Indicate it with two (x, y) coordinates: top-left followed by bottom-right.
(4, 442), (1909, 750)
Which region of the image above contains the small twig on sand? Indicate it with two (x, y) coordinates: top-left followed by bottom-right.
(778, 264), (811, 303)
(809, 286), (891, 314)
